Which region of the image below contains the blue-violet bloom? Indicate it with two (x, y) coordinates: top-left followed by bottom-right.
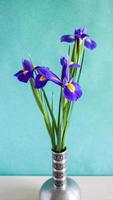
(34, 57), (82, 101)
(61, 27), (96, 50)
(14, 59), (33, 83)
(34, 66), (62, 88)
(60, 56), (80, 80)
(60, 57), (82, 101)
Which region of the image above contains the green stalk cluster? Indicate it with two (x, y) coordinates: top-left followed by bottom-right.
(30, 40), (85, 152)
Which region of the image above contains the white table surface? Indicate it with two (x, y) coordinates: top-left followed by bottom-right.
(0, 176), (113, 200)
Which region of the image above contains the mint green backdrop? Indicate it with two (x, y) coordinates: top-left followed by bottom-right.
(0, 0), (113, 175)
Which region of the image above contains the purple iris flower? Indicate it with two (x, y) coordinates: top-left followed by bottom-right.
(34, 66), (62, 88)
(60, 56), (80, 80)
(34, 57), (82, 101)
(60, 57), (82, 101)
(61, 27), (96, 50)
(14, 59), (33, 83)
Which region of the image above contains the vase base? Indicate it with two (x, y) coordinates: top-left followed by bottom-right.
(39, 177), (80, 200)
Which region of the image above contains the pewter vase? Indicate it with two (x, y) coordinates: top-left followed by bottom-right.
(39, 149), (80, 200)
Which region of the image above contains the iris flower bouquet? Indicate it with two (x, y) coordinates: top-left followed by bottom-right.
(15, 27), (96, 152)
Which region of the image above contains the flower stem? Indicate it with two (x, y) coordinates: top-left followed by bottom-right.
(61, 42), (83, 149)
(42, 89), (58, 133)
(57, 89), (63, 152)
(30, 80), (53, 144)
(77, 48), (85, 83)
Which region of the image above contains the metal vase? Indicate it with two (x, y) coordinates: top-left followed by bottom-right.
(39, 149), (80, 200)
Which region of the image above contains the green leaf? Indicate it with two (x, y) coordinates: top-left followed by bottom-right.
(57, 89), (63, 152)
(30, 80), (52, 137)
(51, 93), (57, 150)
(30, 80), (45, 113)
(42, 89), (58, 133)
(61, 118), (68, 150)
(43, 91), (56, 150)
(63, 99), (69, 126)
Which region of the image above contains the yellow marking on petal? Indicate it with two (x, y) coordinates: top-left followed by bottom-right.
(23, 70), (28, 75)
(67, 83), (75, 92)
(40, 75), (46, 81)
(69, 61), (74, 65)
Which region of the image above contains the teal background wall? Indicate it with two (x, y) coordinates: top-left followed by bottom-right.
(0, 0), (113, 175)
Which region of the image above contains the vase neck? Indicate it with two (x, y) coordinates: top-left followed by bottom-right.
(52, 149), (67, 189)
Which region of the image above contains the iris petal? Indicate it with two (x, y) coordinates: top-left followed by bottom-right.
(69, 62), (80, 68)
(84, 38), (97, 50)
(14, 70), (23, 77)
(35, 74), (48, 88)
(36, 67), (62, 86)
(63, 82), (82, 101)
(22, 59), (33, 71)
(60, 57), (69, 81)
(74, 27), (88, 39)
(60, 57), (68, 67)
(60, 35), (75, 43)
(60, 57), (80, 81)
(14, 70), (31, 83)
